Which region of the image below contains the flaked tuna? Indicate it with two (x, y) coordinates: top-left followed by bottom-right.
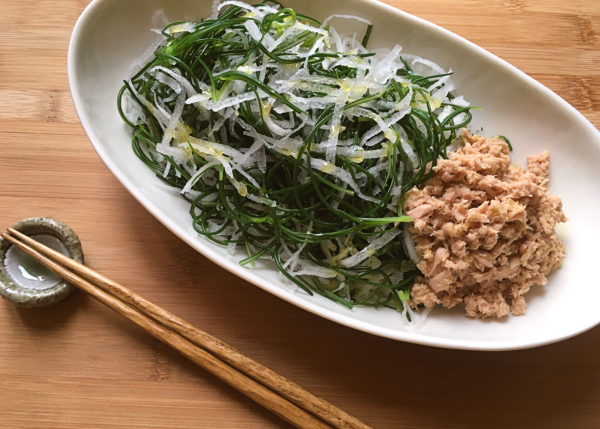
(403, 129), (567, 318)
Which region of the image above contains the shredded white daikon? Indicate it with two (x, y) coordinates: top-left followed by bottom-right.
(340, 230), (401, 268)
(210, 0), (221, 20)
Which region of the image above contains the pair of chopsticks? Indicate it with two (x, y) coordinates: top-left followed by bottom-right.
(2, 228), (372, 429)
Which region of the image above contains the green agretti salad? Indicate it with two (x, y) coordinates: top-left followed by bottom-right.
(118, 0), (474, 324)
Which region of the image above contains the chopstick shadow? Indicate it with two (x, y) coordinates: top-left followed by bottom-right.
(145, 337), (297, 429)
(114, 212), (600, 429)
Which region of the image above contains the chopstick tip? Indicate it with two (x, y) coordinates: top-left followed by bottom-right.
(1, 232), (18, 243)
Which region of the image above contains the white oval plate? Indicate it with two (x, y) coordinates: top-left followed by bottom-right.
(68, 0), (600, 350)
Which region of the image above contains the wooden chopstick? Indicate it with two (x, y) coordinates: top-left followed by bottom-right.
(4, 229), (372, 429)
(1, 231), (330, 429)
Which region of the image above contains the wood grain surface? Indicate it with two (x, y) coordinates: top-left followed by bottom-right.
(1, 1), (599, 428)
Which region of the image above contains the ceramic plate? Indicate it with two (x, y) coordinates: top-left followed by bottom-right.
(68, 0), (600, 350)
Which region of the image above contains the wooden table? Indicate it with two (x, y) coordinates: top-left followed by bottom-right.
(1, 1), (599, 428)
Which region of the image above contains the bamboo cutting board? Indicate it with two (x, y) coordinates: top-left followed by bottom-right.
(1, 1), (600, 428)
